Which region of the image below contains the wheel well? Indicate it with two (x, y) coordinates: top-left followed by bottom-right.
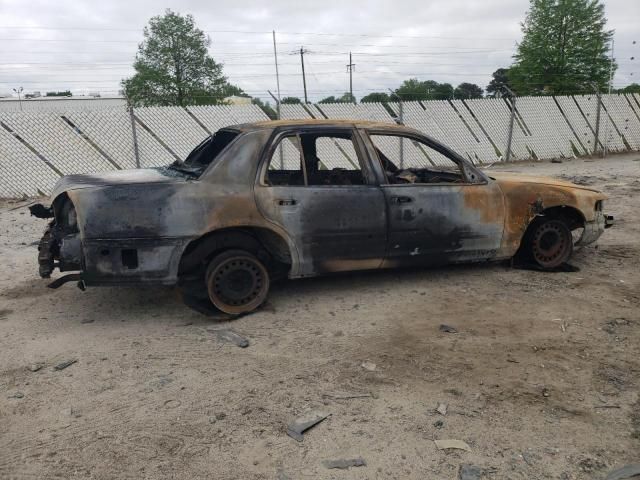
(537, 206), (585, 231)
(515, 205), (584, 261)
(178, 227), (292, 277)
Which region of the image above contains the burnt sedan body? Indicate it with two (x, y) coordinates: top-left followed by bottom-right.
(32, 120), (613, 314)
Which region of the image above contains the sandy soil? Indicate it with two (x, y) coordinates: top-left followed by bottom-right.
(1, 153), (639, 480)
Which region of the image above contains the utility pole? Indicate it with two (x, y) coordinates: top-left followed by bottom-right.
(271, 31), (282, 120)
(299, 47), (309, 104)
(12, 86), (23, 112)
(347, 52), (355, 103)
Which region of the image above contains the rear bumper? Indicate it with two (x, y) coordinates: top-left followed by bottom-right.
(576, 211), (612, 246)
(37, 225), (82, 278)
(38, 230), (189, 287)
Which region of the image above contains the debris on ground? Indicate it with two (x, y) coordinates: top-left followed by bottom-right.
(286, 411), (330, 442)
(323, 391), (372, 400)
(54, 359), (77, 371)
(322, 458), (366, 469)
(80, 318), (94, 324)
(439, 324), (458, 333)
(522, 451), (540, 465)
(433, 420), (444, 429)
(434, 439), (472, 452)
(361, 361), (376, 371)
(605, 464), (640, 480)
(209, 328), (250, 348)
(29, 363), (44, 372)
(459, 464), (483, 480)
(436, 402), (448, 415)
(8, 392), (24, 399)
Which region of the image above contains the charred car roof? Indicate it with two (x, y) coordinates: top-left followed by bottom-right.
(227, 119), (414, 132)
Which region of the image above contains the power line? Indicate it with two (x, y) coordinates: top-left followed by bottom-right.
(0, 25), (518, 41)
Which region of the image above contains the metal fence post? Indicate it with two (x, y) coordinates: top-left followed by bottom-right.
(399, 99), (404, 169)
(128, 104), (141, 168)
(504, 89), (516, 162)
(594, 93), (601, 154)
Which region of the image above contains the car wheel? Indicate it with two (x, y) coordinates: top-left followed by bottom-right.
(205, 249), (270, 315)
(529, 218), (573, 269)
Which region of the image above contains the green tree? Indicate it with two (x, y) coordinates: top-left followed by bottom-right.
(122, 10), (229, 106)
(486, 68), (513, 97)
(395, 79), (454, 101)
(454, 82), (483, 99)
(281, 97), (302, 104)
(433, 83), (454, 100)
(339, 92), (356, 103)
(511, 0), (614, 95)
(360, 92), (391, 103)
(395, 78), (432, 101)
(221, 84), (250, 98)
(617, 83), (640, 94)
(318, 93), (355, 103)
(252, 98), (277, 119)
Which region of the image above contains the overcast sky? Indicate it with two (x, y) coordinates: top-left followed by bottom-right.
(0, 0), (637, 102)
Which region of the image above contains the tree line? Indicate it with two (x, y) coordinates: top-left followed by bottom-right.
(120, 1), (635, 113)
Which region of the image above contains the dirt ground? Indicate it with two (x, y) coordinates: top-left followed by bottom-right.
(1, 153), (639, 480)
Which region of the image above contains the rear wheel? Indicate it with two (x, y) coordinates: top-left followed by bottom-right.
(205, 249), (270, 315)
(528, 218), (573, 269)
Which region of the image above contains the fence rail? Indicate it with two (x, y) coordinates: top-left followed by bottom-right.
(1, 94), (639, 197)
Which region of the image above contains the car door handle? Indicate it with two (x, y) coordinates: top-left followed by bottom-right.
(392, 196), (413, 204)
(277, 198), (297, 206)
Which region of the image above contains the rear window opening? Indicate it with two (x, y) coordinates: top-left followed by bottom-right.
(182, 129), (240, 169)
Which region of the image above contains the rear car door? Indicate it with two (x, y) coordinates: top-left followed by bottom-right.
(362, 129), (505, 266)
(254, 126), (388, 276)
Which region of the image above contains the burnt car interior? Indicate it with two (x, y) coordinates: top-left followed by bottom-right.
(266, 131), (366, 186)
(369, 134), (466, 184)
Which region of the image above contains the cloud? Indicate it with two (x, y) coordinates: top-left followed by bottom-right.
(0, 0), (637, 101)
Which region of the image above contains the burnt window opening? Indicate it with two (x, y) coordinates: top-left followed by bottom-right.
(121, 249), (139, 269)
(182, 129), (240, 169)
(369, 133), (465, 185)
(265, 131), (366, 186)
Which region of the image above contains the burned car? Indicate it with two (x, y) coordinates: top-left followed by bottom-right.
(31, 120), (613, 314)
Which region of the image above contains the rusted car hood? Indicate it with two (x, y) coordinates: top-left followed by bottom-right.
(50, 167), (186, 199)
(489, 171), (602, 193)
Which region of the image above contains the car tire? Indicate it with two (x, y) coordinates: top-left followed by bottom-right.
(527, 218), (573, 269)
(205, 249), (270, 315)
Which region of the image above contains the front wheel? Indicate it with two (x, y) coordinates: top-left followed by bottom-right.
(527, 218), (573, 269)
(205, 249), (270, 315)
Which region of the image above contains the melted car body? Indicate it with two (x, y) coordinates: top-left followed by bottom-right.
(32, 120), (613, 314)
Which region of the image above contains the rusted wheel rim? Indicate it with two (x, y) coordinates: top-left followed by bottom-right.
(207, 255), (269, 314)
(531, 221), (571, 268)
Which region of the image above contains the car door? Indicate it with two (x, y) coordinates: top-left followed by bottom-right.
(254, 126), (388, 277)
(362, 129), (505, 267)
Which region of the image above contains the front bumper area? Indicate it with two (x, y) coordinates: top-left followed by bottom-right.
(576, 211), (613, 246)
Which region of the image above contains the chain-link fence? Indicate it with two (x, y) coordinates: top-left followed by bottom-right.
(1, 94), (639, 197)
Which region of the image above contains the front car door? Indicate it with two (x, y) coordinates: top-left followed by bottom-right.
(254, 126), (388, 277)
(360, 128), (505, 267)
